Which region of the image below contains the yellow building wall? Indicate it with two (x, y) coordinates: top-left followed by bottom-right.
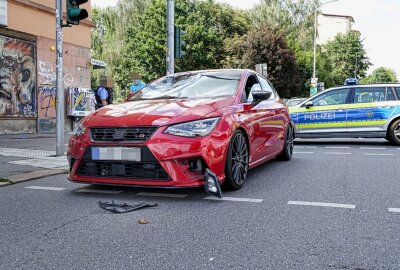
(7, 0), (92, 48)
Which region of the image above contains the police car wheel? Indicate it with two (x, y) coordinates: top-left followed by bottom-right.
(277, 124), (294, 161)
(388, 119), (400, 146)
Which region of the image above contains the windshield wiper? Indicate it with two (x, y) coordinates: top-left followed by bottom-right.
(202, 74), (239, 81)
(139, 95), (187, 100)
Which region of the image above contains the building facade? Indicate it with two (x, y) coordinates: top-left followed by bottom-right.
(317, 13), (355, 45)
(0, 0), (92, 134)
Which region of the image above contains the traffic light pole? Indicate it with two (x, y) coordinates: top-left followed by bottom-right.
(55, 0), (64, 156)
(166, 0), (174, 75)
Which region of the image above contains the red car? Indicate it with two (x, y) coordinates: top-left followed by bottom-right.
(67, 69), (294, 191)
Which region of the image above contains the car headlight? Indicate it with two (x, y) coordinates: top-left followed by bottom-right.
(164, 117), (220, 137)
(73, 123), (86, 137)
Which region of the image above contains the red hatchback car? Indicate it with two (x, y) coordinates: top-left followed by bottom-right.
(67, 69), (294, 191)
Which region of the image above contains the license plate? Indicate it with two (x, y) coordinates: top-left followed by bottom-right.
(91, 147), (141, 161)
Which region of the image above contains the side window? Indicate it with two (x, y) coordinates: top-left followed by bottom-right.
(257, 76), (276, 99)
(309, 88), (349, 107)
(243, 75), (259, 103)
(354, 87), (385, 103)
(395, 87), (400, 100)
(386, 87), (396, 101)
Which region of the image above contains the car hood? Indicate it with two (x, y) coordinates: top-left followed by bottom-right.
(84, 96), (234, 127)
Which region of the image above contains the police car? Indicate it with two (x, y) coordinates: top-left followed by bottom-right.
(289, 81), (400, 145)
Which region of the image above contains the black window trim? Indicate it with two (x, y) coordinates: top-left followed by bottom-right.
(301, 87), (352, 107)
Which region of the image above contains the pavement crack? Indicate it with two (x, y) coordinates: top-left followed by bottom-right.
(43, 210), (101, 238)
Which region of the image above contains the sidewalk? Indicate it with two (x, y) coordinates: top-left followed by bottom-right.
(0, 133), (70, 186)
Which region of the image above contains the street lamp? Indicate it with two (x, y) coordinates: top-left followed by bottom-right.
(312, 0), (339, 81)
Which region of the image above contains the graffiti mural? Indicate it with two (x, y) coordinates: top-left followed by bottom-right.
(0, 35), (37, 117)
(38, 86), (56, 118)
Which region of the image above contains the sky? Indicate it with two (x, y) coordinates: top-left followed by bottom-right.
(91, 0), (400, 77)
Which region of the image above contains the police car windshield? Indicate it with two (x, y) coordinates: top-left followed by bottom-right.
(128, 71), (241, 100)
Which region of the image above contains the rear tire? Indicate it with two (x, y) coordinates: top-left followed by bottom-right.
(387, 119), (400, 146)
(277, 124), (294, 161)
(223, 130), (249, 190)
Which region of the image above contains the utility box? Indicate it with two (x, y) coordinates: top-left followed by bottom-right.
(68, 87), (96, 117)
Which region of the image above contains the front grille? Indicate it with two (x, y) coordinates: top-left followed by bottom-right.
(91, 127), (158, 142)
(77, 161), (170, 181)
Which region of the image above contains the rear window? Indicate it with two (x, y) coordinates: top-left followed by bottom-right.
(353, 87), (386, 103)
(396, 88), (400, 99)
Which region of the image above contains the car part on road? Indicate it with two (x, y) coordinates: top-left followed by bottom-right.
(98, 201), (158, 214)
(223, 130), (249, 190)
(204, 168), (222, 198)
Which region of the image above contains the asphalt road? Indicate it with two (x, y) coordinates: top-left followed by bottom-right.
(1, 139), (400, 270)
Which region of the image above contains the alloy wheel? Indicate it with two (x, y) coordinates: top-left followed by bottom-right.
(230, 132), (248, 186)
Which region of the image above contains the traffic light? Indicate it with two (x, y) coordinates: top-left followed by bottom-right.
(174, 26), (186, 59)
(66, 0), (88, 26)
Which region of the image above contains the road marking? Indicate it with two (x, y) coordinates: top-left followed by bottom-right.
(362, 153), (394, 156)
(293, 151), (314, 154)
(136, 192), (188, 198)
(388, 208), (400, 213)
(76, 189), (123, 194)
(25, 186), (66, 191)
(287, 201), (355, 209)
(360, 147), (387, 150)
(325, 146), (351, 149)
(205, 196), (263, 203)
(323, 152), (352, 155)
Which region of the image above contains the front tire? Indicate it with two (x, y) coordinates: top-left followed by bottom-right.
(223, 130), (249, 190)
(387, 119), (400, 146)
(277, 124), (294, 161)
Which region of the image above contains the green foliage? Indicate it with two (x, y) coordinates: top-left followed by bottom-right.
(240, 25), (302, 98)
(323, 32), (371, 85)
(251, 0), (319, 50)
(360, 67), (398, 83)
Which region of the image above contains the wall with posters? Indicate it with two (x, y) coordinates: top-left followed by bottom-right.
(0, 35), (37, 118)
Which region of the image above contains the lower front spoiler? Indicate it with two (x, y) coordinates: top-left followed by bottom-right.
(67, 176), (205, 189)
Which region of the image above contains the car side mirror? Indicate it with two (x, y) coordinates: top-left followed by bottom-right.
(252, 90), (272, 101)
(304, 101), (313, 108)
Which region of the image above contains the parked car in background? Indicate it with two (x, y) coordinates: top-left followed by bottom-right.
(68, 69), (294, 191)
(289, 83), (400, 145)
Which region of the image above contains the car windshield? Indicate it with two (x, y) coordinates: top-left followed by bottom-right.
(128, 71), (242, 100)
(286, 99), (305, 106)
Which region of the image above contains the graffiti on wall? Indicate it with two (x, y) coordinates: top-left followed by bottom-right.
(0, 36), (37, 117)
(38, 60), (74, 86)
(38, 86), (56, 118)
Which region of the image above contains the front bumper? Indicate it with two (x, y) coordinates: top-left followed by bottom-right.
(67, 126), (230, 187)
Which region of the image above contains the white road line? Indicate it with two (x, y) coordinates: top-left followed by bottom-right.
(360, 147), (387, 150)
(325, 146), (351, 149)
(293, 151), (314, 154)
(388, 208), (400, 213)
(76, 189), (122, 194)
(136, 192), (188, 198)
(362, 153), (394, 156)
(287, 201), (355, 209)
(25, 186), (66, 191)
(205, 196), (263, 203)
(323, 152), (352, 155)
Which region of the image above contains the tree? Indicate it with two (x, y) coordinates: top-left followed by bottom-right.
(251, 0), (319, 50)
(360, 67), (398, 83)
(323, 32), (371, 85)
(127, 0), (250, 82)
(240, 25), (302, 98)
(91, 0), (150, 101)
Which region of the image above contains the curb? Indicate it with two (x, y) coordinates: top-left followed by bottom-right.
(7, 168), (69, 184)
